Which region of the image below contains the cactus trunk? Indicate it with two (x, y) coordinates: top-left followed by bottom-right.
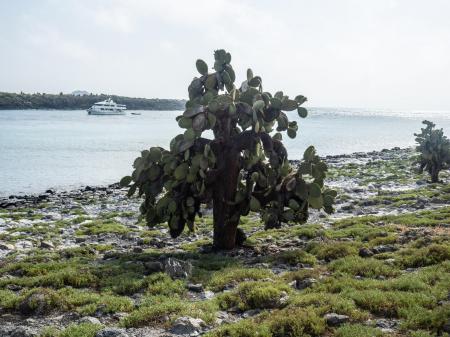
(431, 166), (440, 183)
(212, 146), (240, 250)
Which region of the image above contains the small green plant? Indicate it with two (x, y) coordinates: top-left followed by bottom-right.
(414, 120), (450, 183)
(40, 323), (102, 337)
(334, 324), (382, 337)
(205, 319), (271, 337)
(267, 308), (326, 337)
(121, 49), (336, 250)
(217, 281), (290, 311)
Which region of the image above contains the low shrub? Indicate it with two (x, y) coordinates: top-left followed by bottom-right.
(267, 308), (325, 337)
(307, 242), (359, 261)
(217, 281), (290, 311)
(329, 256), (398, 278)
(399, 244), (450, 268)
(334, 323), (382, 337)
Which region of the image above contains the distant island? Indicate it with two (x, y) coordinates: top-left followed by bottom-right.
(0, 92), (186, 110)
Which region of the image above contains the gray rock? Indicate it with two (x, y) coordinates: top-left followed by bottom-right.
(79, 316), (101, 325)
(40, 241), (54, 249)
(279, 291), (289, 306)
(359, 247), (374, 257)
(7, 327), (39, 337)
(295, 278), (317, 290)
(372, 244), (396, 254)
(0, 242), (15, 250)
(132, 247), (143, 253)
(170, 316), (205, 335)
(324, 313), (349, 326)
(187, 283), (204, 292)
(242, 309), (261, 318)
(95, 328), (129, 337)
(201, 290), (215, 300)
(144, 261), (164, 274)
(75, 236), (87, 243)
(6, 284), (22, 291)
(164, 258), (192, 279)
(18, 291), (53, 315)
(61, 311), (81, 324)
(215, 311), (234, 325)
(376, 318), (397, 331)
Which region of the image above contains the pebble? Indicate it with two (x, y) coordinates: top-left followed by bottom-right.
(170, 316), (205, 335)
(242, 309), (261, 318)
(95, 328), (129, 337)
(372, 244), (396, 254)
(324, 313), (350, 326)
(295, 278), (317, 290)
(79, 316), (101, 325)
(187, 283), (204, 292)
(164, 257), (192, 279)
(40, 241), (54, 249)
(359, 247), (374, 257)
(132, 247), (143, 253)
(0, 242), (15, 250)
(201, 290), (215, 300)
(375, 318), (398, 332)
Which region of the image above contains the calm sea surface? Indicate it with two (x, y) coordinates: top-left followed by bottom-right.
(1, 108), (449, 196)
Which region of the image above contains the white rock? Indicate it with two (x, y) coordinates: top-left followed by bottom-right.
(79, 316), (101, 325)
(170, 316), (205, 335)
(0, 242), (15, 250)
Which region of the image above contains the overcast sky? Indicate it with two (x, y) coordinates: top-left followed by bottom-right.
(1, 0), (450, 110)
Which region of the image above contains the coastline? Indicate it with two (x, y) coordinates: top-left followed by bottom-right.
(1, 146), (415, 200)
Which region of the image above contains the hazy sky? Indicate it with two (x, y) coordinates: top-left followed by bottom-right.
(1, 0), (450, 109)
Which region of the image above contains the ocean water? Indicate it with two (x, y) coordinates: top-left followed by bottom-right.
(1, 108), (449, 196)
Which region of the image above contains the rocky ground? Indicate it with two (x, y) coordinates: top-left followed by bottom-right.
(0, 147), (449, 337)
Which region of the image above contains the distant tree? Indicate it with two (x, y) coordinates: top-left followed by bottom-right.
(414, 120), (450, 183)
(121, 49), (336, 250)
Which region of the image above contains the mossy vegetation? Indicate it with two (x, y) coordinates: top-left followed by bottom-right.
(41, 323), (103, 337)
(334, 324), (383, 337)
(217, 281), (291, 311)
(1, 203), (448, 336)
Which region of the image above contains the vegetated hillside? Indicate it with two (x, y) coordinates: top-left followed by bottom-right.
(0, 147), (449, 337)
(0, 92), (186, 110)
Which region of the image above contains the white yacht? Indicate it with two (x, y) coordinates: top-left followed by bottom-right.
(87, 98), (126, 115)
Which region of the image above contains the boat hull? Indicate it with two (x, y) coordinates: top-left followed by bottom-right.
(87, 109), (126, 115)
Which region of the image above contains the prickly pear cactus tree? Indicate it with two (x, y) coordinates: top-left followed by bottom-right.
(414, 120), (450, 183)
(121, 50), (336, 250)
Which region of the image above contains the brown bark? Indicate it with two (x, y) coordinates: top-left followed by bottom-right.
(212, 143), (241, 250)
(430, 167), (439, 183)
(210, 117), (254, 249)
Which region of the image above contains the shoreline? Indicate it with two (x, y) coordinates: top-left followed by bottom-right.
(0, 146), (414, 201)
(2, 146), (448, 223)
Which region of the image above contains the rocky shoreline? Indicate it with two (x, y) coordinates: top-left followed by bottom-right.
(0, 147), (449, 337)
